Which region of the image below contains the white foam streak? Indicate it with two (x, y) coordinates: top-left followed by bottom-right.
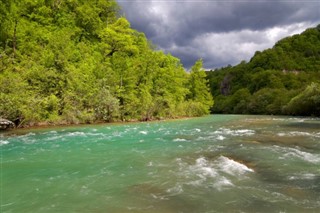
(213, 177), (234, 190)
(0, 140), (9, 146)
(278, 131), (320, 138)
(287, 148), (320, 163)
(272, 146), (320, 164)
(187, 157), (239, 190)
(15, 133), (37, 144)
(139, 131), (148, 135)
(194, 157), (218, 177)
(193, 156), (254, 177)
(196, 135), (226, 141)
(46, 135), (63, 141)
(288, 173), (316, 180)
(217, 156), (254, 175)
(216, 135), (226, 141)
(173, 138), (187, 142)
(175, 155), (254, 191)
(66, 132), (87, 137)
(1, 203), (14, 207)
(166, 184), (183, 195)
(213, 128), (255, 136)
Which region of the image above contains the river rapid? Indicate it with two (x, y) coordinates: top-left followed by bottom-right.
(1, 115), (320, 212)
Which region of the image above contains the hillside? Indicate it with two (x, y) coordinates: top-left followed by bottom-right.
(207, 25), (320, 116)
(0, 0), (213, 127)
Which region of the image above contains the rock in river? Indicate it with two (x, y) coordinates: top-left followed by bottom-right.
(0, 118), (15, 130)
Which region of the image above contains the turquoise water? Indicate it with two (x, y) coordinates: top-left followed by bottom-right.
(1, 115), (320, 212)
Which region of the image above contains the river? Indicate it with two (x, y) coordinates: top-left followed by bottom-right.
(1, 115), (320, 212)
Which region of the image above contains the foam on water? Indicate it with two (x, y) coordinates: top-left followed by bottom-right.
(213, 176), (234, 190)
(217, 156), (254, 175)
(45, 135), (64, 141)
(199, 127), (257, 142)
(39, 130), (106, 142)
(21, 132), (36, 137)
(174, 155), (255, 192)
(288, 173), (316, 180)
(272, 145), (320, 164)
(139, 131), (148, 135)
(213, 128), (255, 136)
(183, 157), (219, 187)
(166, 184), (183, 195)
(288, 117), (306, 122)
(86, 132), (107, 137)
(173, 138), (187, 142)
(216, 135), (226, 141)
(196, 134), (227, 141)
(287, 148), (320, 163)
(14, 133), (37, 144)
(278, 131), (320, 138)
(194, 157), (217, 177)
(0, 140), (9, 146)
(1, 203), (14, 207)
(66, 132), (87, 137)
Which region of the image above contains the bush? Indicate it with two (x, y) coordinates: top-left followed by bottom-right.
(284, 82), (320, 116)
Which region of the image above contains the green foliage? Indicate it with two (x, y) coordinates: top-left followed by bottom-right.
(284, 83), (320, 116)
(183, 100), (210, 117)
(0, 70), (28, 122)
(0, 0), (213, 126)
(248, 89), (283, 115)
(231, 88), (252, 114)
(207, 25), (320, 116)
(93, 87), (119, 122)
(187, 59), (214, 115)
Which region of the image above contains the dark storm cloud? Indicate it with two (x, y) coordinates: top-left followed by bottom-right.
(117, 0), (320, 69)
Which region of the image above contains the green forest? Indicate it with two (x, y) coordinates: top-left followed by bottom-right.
(0, 0), (213, 127)
(1, 0), (319, 128)
(207, 25), (320, 116)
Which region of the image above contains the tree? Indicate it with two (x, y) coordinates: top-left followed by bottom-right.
(284, 82), (320, 116)
(187, 59), (214, 115)
(93, 87), (119, 122)
(0, 0), (213, 127)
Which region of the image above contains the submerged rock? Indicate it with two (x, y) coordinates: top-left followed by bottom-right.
(0, 119), (15, 130)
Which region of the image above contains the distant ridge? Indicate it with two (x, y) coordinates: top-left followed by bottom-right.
(207, 24), (320, 116)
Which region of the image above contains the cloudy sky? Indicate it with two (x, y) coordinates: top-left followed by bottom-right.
(117, 0), (320, 69)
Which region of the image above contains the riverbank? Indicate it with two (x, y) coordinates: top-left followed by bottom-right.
(0, 116), (193, 133)
(2, 113), (319, 132)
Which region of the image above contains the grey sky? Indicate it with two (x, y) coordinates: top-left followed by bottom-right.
(117, 0), (320, 69)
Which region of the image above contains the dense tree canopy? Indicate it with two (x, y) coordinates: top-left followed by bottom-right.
(0, 0), (213, 126)
(207, 25), (320, 116)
